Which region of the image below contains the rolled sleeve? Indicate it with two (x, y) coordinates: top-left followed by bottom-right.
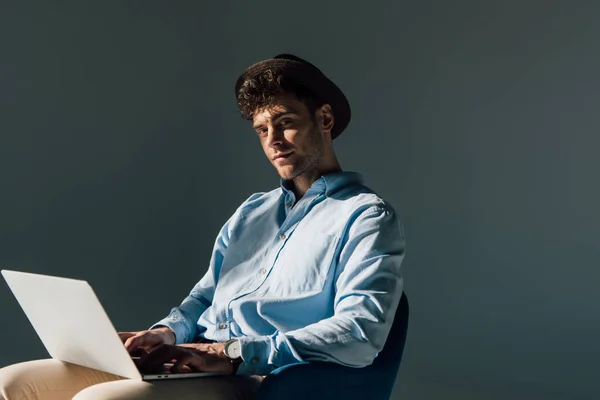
(237, 335), (273, 375)
(236, 333), (304, 375)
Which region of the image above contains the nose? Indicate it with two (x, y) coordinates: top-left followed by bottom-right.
(266, 126), (285, 148)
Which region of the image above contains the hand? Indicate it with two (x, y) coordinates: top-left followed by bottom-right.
(118, 327), (176, 355)
(137, 342), (233, 374)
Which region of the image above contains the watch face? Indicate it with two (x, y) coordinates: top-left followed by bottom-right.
(226, 339), (242, 359)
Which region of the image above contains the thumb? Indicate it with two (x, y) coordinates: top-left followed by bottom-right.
(118, 332), (136, 343)
(124, 332), (150, 353)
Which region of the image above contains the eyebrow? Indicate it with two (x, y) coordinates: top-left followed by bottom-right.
(252, 110), (298, 130)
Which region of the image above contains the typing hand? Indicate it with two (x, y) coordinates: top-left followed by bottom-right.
(137, 342), (233, 374)
(118, 327), (176, 354)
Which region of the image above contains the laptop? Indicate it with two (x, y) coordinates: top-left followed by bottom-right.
(1, 269), (226, 381)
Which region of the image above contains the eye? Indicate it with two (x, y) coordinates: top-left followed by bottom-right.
(256, 128), (267, 137)
(280, 119), (293, 127)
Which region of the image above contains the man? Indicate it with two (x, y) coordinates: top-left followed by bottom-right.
(0, 54), (405, 400)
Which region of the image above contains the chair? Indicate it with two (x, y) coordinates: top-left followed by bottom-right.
(256, 292), (409, 400)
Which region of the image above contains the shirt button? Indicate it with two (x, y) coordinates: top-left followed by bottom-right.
(279, 233), (286, 240)
(259, 268), (267, 275)
(326, 191), (333, 196)
(285, 202), (292, 207)
(252, 357), (260, 364)
(218, 322), (227, 329)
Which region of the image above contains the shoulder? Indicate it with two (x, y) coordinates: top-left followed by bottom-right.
(235, 187), (281, 217)
(332, 183), (398, 220)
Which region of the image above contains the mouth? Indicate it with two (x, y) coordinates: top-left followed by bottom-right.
(273, 152), (293, 163)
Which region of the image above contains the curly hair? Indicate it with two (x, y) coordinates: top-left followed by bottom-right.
(236, 69), (325, 121)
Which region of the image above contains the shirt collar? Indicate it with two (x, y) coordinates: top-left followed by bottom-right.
(280, 171), (364, 198)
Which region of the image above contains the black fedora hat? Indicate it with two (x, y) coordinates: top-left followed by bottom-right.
(235, 54), (351, 140)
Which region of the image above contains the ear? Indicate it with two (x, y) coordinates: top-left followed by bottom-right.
(317, 104), (335, 135)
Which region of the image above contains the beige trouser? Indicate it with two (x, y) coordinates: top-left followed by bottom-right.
(0, 359), (263, 400)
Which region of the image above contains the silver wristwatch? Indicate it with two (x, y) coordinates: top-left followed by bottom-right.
(224, 338), (242, 374)
(224, 338), (242, 359)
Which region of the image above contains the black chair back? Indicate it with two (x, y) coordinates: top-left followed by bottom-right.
(369, 292), (410, 392)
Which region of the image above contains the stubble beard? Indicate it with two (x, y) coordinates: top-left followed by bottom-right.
(278, 125), (324, 181)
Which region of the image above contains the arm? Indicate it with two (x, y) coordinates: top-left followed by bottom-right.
(150, 208), (240, 344)
(237, 205), (405, 375)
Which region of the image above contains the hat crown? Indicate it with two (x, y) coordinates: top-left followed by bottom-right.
(236, 54), (351, 139)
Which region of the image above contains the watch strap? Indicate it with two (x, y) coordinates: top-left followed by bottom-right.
(224, 339), (243, 375)
(230, 357), (243, 375)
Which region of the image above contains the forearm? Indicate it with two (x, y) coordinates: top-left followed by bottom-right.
(150, 291), (211, 344)
(236, 277), (404, 374)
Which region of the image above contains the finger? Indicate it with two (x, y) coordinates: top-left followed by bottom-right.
(138, 345), (182, 374)
(130, 347), (149, 359)
(124, 331), (155, 353)
(170, 357), (196, 373)
(118, 332), (136, 343)
(124, 335), (143, 353)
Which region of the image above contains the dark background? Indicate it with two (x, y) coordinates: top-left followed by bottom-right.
(1, 2), (598, 399)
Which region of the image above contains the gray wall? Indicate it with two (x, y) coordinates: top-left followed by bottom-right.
(1, 2), (598, 399)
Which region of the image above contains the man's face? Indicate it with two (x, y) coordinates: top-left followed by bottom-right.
(252, 95), (325, 180)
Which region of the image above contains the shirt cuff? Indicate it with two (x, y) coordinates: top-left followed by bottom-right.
(236, 335), (278, 375)
(149, 319), (187, 344)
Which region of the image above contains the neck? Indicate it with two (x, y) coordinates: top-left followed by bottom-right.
(291, 158), (342, 199)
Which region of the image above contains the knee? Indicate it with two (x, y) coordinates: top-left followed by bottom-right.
(73, 380), (152, 400)
(0, 359), (115, 400)
(0, 360), (57, 400)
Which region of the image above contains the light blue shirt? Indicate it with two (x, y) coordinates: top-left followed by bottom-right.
(152, 171), (405, 375)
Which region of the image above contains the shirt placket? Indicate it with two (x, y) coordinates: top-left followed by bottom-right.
(221, 191), (325, 338)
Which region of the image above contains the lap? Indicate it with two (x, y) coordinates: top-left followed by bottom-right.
(0, 359), (262, 400)
(73, 375), (263, 400)
(0, 359), (123, 400)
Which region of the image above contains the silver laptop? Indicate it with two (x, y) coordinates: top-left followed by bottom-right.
(1, 269), (226, 380)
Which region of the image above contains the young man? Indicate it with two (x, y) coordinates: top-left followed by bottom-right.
(0, 54), (405, 400)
